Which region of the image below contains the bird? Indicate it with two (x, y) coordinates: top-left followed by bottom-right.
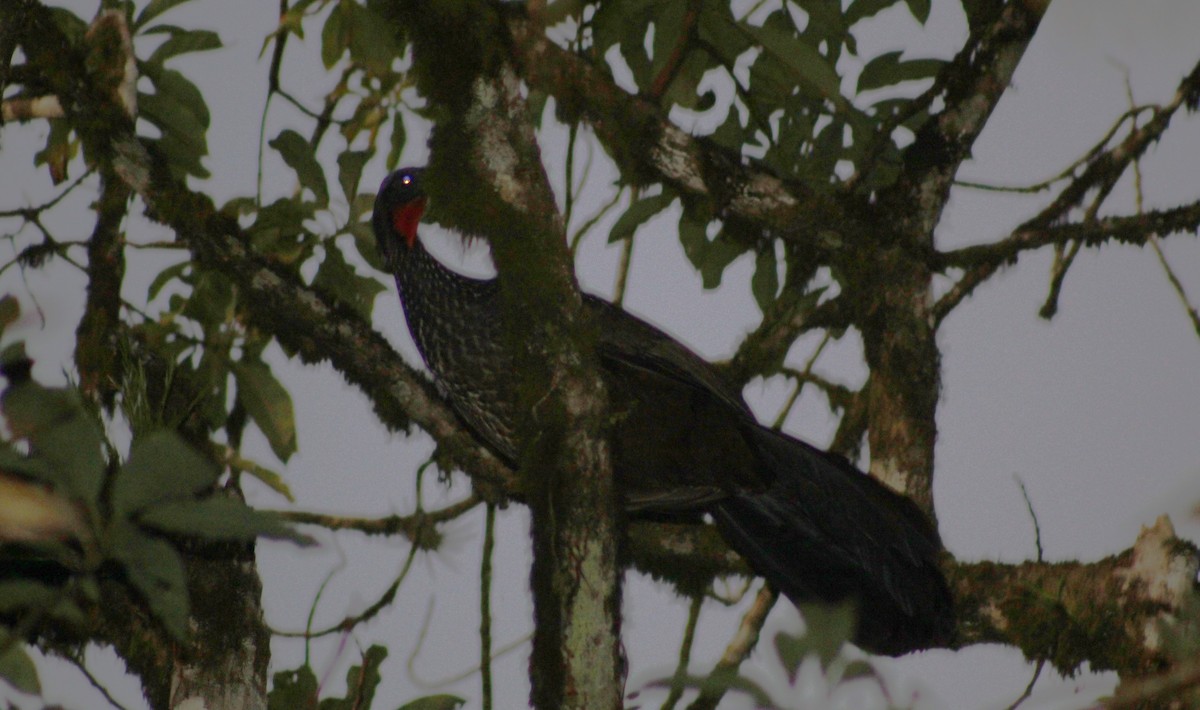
(373, 167), (954, 655)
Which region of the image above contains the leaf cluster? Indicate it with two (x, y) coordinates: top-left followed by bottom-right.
(267, 644), (464, 710)
(552, 0), (944, 315)
(0, 297), (309, 694)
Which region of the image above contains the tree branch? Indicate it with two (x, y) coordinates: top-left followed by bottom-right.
(74, 169), (129, 409)
(506, 13), (851, 247)
(397, 3), (624, 707)
(686, 584), (777, 710)
(948, 517), (1199, 678)
(17, 0), (1200, 695)
(934, 58), (1200, 323)
(276, 494), (481, 542)
(848, 0), (1046, 514)
(882, 0), (1050, 237)
(935, 200), (1200, 323)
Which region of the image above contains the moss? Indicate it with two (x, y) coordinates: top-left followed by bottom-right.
(182, 541), (269, 681)
(625, 521), (749, 598)
(952, 554), (1181, 678)
(389, 0), (507, 115)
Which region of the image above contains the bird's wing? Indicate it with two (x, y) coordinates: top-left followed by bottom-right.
(584, 295), (748, 414)
(584, 295), (773, 511)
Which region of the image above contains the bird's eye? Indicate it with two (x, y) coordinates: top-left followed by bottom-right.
(401, 174), (413, 186)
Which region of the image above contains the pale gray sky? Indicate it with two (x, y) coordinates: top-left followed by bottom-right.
(2, 1), (1199, 709)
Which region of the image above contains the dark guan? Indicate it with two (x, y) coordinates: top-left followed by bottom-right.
(373, 167), (954, 655)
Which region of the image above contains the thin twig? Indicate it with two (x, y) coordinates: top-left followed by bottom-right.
(613, 230), (635, 307)
(69, 653), (133, 710)
(1122, 75), (1200, 340)
(569, 187), (624, 255)
(563, 118), (579, 233)
(1004, 658), (1044, 710)
(686, 583), (778, 710)
(952, 106), (1151, 195)
(272, 540), (420, 639)
(304, 546), (346, 665)
(1148, 235), (1200, 339)
(934, 59), (1200, 324)
(274, 494), (481, 540)
(480, 503), (496, 710)
(1038, 240), (1083, 319)
(661, 594), (704, 710)
(771, 331), (832, 430)
(1103, 655), (1200, 708)
(0, 169), (95, 218)
(1013, 475), (1043, 563)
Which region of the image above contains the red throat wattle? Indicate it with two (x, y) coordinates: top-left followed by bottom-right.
(392, 196), (427, 248)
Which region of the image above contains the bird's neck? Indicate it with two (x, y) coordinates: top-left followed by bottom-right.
(390, 233), (501, 360)
(392, 233), (495, 298)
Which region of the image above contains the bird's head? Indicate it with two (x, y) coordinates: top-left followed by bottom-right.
(373, 167), (427, 267)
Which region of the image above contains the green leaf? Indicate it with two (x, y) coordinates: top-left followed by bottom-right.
(141, 85), (209, 151)
(46, 7), (88, 46)
(34, 118), (76, 184)
(143, 26), (222, 67)
(134, 0), (193, 29)
(386, 112), (407, 170)
(321, 0), (350, 69)
(139, 497), (312, 544)
(591, 0), (660, 62)
(841, 659), (877, 681)
(138, 66), (211, 179)
(247, 197), (317, 263)
(148, 261), (190, 301)
(0, 580), (86, 626)
(143, 65), (211, 130)
(746, 18), (842, 104)
(699, 236), (743, 290)
(751, 246), (779, 312)
(145, 134), (211, 181)
(397, 695), (466, 710)
(1, 383), (105, 503)
(780, 602), (856, 672)
(678, 210), (749, 289)
(113, 430), (219, 517)
(542, 0), (587, 27)
(346, 2), (400, 76)
(269, 665), (319, 710)
(337, 150), (372, 203)
(230, 454), (294, 502)
(708, 106), (746, 152)
(108, 522), (190, 639)
(648, 0), (688, 80)
(318, 645), (388, 710)
(904, 0), (932, 24)
(313, 242), (385, 320)
(233, 361), (297, 462)
(678, 211), (709, 268)
(181, 268), (233, 325)
(0, 343), (28, 380)
(774, 630), (806, 680)
(0, 447), (59, 487)
(270, 130), (329, 207)
(697, 4), (753, 65)
(661, 51), (715, 111)
(0, 638), (40, 695)
(608, 191), (676, 244)
(857, 51), (944, 93)
(845, 0), (904, 25)
(0, 295), (19, 339)
(276, 0), (322, 40)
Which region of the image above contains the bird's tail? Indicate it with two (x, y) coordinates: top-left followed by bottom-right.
(711, 424), (954, 655)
